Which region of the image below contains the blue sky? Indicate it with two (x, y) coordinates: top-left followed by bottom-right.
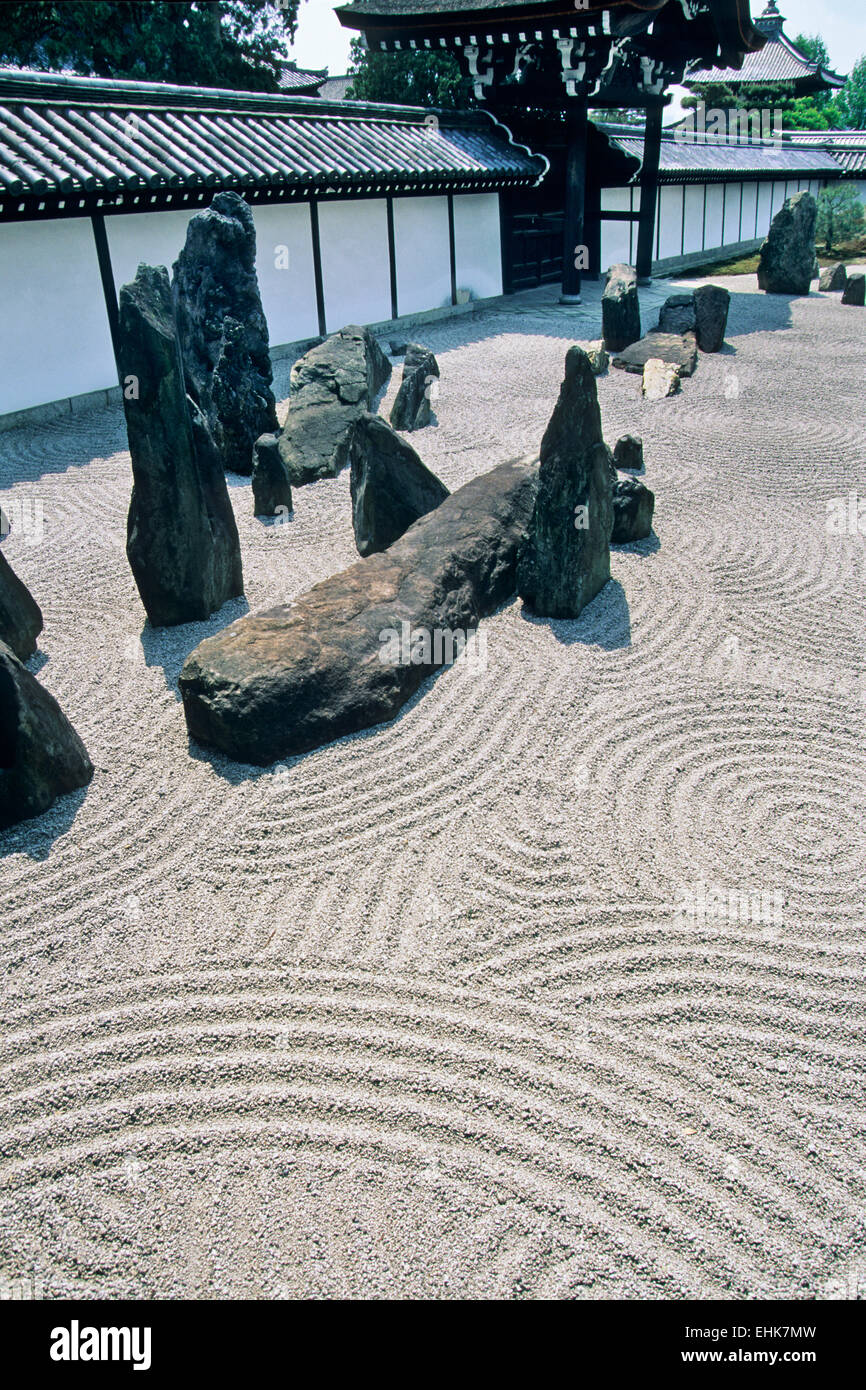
(288, 0), (866, 78)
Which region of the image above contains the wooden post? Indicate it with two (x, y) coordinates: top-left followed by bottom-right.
(636, 102), (663, 285)
(560, 101), (588, 304)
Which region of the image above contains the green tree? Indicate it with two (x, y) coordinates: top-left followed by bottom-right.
(816, 183), (866, 253)
(346, 36), (473, 109)
(0, 1), (298, 91)
(837, 56), (866, 129)
(792, 33), (831, 72)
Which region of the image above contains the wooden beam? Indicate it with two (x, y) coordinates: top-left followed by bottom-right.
(560, 101), (588, 304)
(90, 212), (121, 381)
(308, 197), (327, 338)
(386, 195), (399, 321)
(635, 103), (663, 285)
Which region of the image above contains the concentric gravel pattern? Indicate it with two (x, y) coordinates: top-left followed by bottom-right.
(1, 276), (864, 1300)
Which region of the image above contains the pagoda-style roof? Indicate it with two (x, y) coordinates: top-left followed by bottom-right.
(685, 2), (844, 93)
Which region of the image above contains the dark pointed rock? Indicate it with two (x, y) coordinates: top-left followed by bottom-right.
(601, 263), (641, 352)
(517, 346), (612, 619)
(349, 412), (448, 556)
(172, 191), (277, 474)
(0, 639), (93, 830)
(819, 262), (847, 292)
(693, 284), (730, 351)
(757, 192), (817, 295)
(119, 263), (244, 627)
(179, 456), (537, 764)
(389, 343), (439, 431)
(611, 478), (655, 543)
(277, 325), (392, 486)
(252, 434), (293, 517)
(0, 549), (42, 662)
(842, 272), (865, 306)
(613, 434), (644, 472)
(658, 292), (696, 336)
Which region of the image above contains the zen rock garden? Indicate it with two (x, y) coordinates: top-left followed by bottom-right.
(4, 177), (858, 821)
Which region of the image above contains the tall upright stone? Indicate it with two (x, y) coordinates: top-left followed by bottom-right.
(757, 192), (817, 295)
(118, 264), (244, 628)
(172, 191), (277, 474)
(693, 284), (730, 351)
(517, 346), (612, 619)
(601, 264), (641, 352)
(0, 639), (93, 829)
(389, 343), (439, 431)
(0, 548), (42, 661)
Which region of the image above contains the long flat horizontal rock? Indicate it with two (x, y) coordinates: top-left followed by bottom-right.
(180, 455), (539, 764)
(612, 331), (698, 377)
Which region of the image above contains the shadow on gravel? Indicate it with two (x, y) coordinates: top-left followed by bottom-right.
(519, 576), (632, 650)
(138, 594), (250, 692)
(0, 784), (89, 860)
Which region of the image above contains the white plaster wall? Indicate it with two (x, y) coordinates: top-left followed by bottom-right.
(741, 182), (758, 239)
(600, 217), (631, 269)
(683, 184), (705, 254)
(0, 218), (115, 415)
(250, 202), (319, 346)
(756, 180), (774, 235)
(771, 179), (788, 217)
(453, 193), (502, 300)
(318, 198), (391, 332)
(723, 182), (742, 244)
(393, 196), (452, 315)
(657, 184), (683, 259)
(106, 208), (193, 292)
(704, 183), (725, 249)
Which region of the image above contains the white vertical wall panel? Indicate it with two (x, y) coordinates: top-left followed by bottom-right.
(0, 218), (115, 415)
(741, 182), (758, 239)
(704, 183), (725, 248)
(393, 195), (451, 315)
(601, 218), (631, 270)
(771, 180), (788, 217)
(250, 203), (319, 346)
(658, 184), (684, 259)
(106, 208), (193, 291)
(756, 181), (774, 235)
(683, 184), (705, 254)
(318, 198), (391, 332)
(723, 182), (742, 244)
(453, 193), (502, 300)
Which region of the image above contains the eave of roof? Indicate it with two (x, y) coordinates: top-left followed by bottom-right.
(686, 30), (845, 89)
(0, 69), (546, 218)
(603, 124), (845, 182)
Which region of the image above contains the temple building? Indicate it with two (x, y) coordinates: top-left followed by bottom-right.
(336, 0), (769, 298)
(685, 2), (845, 99)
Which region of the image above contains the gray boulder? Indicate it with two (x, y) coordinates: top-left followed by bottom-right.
(118, 263), (244, 627)
(349, 413), (448, 557)
(179, 455), (538, 764)
(517, 346), (612, 620)
(252, 434), (293, 517)
(0, 639), (93, 830)
(819, 262), (847, 292)
(0, 549), (42, 661)
(611, 479), (655, 543)
(389, 343), (439, 431)
(658, 293), (696, 336)
(693, 284), (730, 351)
(613, 331), (698, 377)
(277, 325), (392, 486)
(613, 434), (644, 472)
(842, 272), (866, 306)
(602, 264), (641, 352)
(172, 191), (277, 474)
(757, 192), (817, 295)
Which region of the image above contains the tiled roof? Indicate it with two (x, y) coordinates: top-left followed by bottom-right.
(0, 69), (545, 216)
(605, 125), (844, 182)
(686, 30), (844, 89)
(277, 65), (327, 93)
(788, 131), (866, 178)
